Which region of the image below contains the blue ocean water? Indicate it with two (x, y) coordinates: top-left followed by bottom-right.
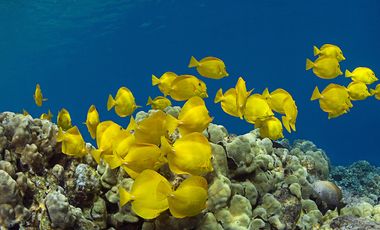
(1, 0), (379, 166)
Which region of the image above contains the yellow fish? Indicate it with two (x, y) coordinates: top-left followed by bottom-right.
(103, 132), (136, 169)
(161, 133), (213, 176)
(134, 110), (177, 146)
(40, 109), (53, 121)
(346, 82), (371, 101)
(57, 108), (72, 131)
(370, 84), (380, 100)
(281, 98), (298, 133)
(306, 57), (343, 79)
(119, 169), (171, 219)
(33, 84), (47, 107)
(165, 176), (208, 218)
(22, 109), (29, 116)
(92, 121), (125, 163)
(244, 94), (274, 124)
(311, 84), (353, 119)
(176, 96), (213, 136)
(107, 87), (139, 117)
(146, 96), (172, 110)
(345, 67), (378, 84)
(262, 88), (294, 114)
(56, 126), (87, 157)
(235, 77), (253, 118)
(214, 88), (240, 118)
(152, 72), (178, 96)
(85, 105), (100, 139)
(313, 44), (345, 61)
(255, 117), (284, 140)
(167, 75), (208, 101)
(188, 56), (228, 79)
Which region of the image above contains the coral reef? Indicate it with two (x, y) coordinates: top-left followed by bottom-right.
(0, 111), (379, 229)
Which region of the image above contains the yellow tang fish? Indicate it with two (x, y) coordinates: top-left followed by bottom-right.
(261, 88), (294, 114)
(313, 44), (345, 61)
(255, 116), (284, 141)
(235, 77), (253, 118)
(165, 176), (208, 218)
(176, 96), (213, 136)
(345, 67), (378, 84)
(33, 84), (47, 107)
(119, 169), (171, 219)
(244, 94), (274, 124)
(306, 57), (343, 79)
(152, 72), (177, 96)
(167, 75), (208, 101)
(56, 126), (87, 157)
(91, 121), (125, 163)
(346, 82), (371, 101)
(107, 87), (139, 117)
(57, 108), (72, 131)
(281, 98), (298, 133)
(102, 132), (135, 169)
(40, 109), (53, 121)
(188, 56), (228, 79)
(22, 109), (29, 116)
(161, 133), (213, 176)
(214, 88), (240, 118)
(134, 110), (177, 146)
(370, 84), (380, 100)
(311, 84), (353, 119)
(146, 96), (172, 110)
(85, 105), (100, 139)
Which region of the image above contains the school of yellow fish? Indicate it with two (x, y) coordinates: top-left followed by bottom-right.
(307, 44), (378, 118)
(27, 49), (377, 220)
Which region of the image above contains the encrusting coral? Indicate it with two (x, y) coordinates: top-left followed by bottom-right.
(0, 111), (379, 229)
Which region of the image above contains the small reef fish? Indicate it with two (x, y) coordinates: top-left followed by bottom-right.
(255, 116), (284, 140)
(370, 84), (380, 100)
(107, 87), (139, 117)
(235, 77), (253, 118)
(119, 169), (208, 219)
(56, 126), (87, 157)
(346, 82), (371, 101)
(167, 75), (208, 101)
(146, 96), (171, 110)
(33, 84), (47, 107)
(281, 98), (298, 133)
(244, 94), (274, 124)
(306, 57), (343, 79)
(345, 67), (378, 84)
(311, 84), (353, 119)
(57, 108), (72, 131)
(176, 96), (213, 136)
(312, 180), (344, 214)
(40, 110), (53, 121)
(22, 109), (29, 116)
(313, 44), (345, 61)
(102, 131), (135, 169)
(214, 88), (240, 118)
(85, 105), (100, 139)
(188, 56), (228, 79)
(152, 72), (178, 96)
(161, 133), (213, 176)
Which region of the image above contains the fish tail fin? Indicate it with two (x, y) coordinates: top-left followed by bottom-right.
(262, 88), (270, 98)
(119, 187), (134, 207)
(290, 122), (296, 132)
(56, 127), (65, 142)
(345, 69), (352, 78)
(281, 116), (291, 133)
(311, 86), (322, 101)
(370, 89), (378, 96)
(146, 96), (153, 106)
(91, 149), (103, 164)
(313, 46), (320, 56)
(107, 95), (115, 111)
(165, 114), (179, 135)
(306, 58), (314, 70)
(214, 89), (223, 103)
(188, 56), (199, 68)
(152, 74), (160, 86)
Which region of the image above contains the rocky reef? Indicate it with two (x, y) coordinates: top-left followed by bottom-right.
(0, 111), (379, 229)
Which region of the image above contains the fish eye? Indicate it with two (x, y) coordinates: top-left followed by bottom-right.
(198, 82), (201, 86)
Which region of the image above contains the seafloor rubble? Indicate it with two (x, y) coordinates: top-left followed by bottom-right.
(0, 110), (379, 230)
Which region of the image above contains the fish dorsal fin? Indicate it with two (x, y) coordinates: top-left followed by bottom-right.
(262, 88), (270, 98)
(324, 83), (342, 92)
(66, 126), (80, 135)
(179, 96), (204, 120)
(200, 56), (222, 62)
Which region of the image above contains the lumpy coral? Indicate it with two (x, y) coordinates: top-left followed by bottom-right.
(0, 111), (379, 229)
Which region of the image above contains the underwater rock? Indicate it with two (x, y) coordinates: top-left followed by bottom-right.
(329, 215), (380, 229)
(45, 190), (77, 229)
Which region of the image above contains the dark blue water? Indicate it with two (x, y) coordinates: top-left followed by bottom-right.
(1, 0), (379, 165)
